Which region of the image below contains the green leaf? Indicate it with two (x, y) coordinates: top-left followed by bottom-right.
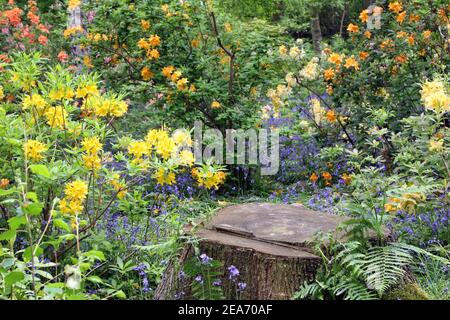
(0, 189), (15, 197)
(23, 245), (44, 262)
(86, 276), (104, 284)
(23, 202), (43, 216)
(0, 229), (16, 241)
(7, 215), (27, 230)
(115, 290), (127, 299)
(84, 250), (106, 262)
(4, 271), (24, 287)
(29, 164), (51, 179)
(53, 218), (71, 232)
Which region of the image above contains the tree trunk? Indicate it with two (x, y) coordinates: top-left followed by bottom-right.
(310, 7), (322, 54)
(154, 203), (350, 300)
(339, 2), (349, 37)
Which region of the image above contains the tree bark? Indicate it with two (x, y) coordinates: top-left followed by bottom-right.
(310, 7), (322, 54)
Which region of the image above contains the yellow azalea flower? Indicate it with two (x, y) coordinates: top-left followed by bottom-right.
(82, 153), (102, 171)
(224, 23), (232, 32)
(141, 66), (154, 81)
(278, 45), (288, 56)
(24, 140), (47, 161)
(211, 100), (221, 109)
(141, 20), (151, 31)
(172, 130), (192, 146)
(289, 46), (302, 59)
(347, 23), (359, 33)
(154, 168), (176, 186)
(83, 55), (93, 68)
(82, 136), (102, 155)
(299, 57), (319, 80)
(344, 56), (359, 70)
(176, 78), (189, 91)
(44, 106), (68, 129)
(76, 84), (99, 98)
(421, 79), (450, 113)
(178, 150), (195, 167)
(0, 86), (4, 100)
(59, 198), (83, 216)
(128, 140), (149, 159)
(429, 139), (444, 153)
(22, 93), (47, 115)
(364, 31), (372, 39)
(64, 180), (88, 202)
(170, 70), (182, 82)
(68, 0), (81, 10)
(155, 135), (176, 160)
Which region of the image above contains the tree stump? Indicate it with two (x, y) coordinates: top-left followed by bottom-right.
(154, 203), (348, 300)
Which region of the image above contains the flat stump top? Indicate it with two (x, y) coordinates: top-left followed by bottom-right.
(204, 203), (347, 249)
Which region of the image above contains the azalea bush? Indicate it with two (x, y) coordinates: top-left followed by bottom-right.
(63, 0), (288, 132)
(0, 52), (226, 299)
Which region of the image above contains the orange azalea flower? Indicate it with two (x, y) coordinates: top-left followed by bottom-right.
(364, 31), (372, 39)
(148, 34), (161, 47)
(407, 35), (415, 45)
(323, 68), (335, 81)
(409, 14), (420, 23)
(0, 178), (10, 189)
(310, 173), (318, 183)
(141, 66), (154, 80)
(388, 2), (403, 14)
(396, 31), (407, 38)
(162, 65), (175, 78)
(326, 85), (334, 95)
(359, 9), (369, 23)
(380, 39), (394, 50)
(4, 8), (23, 27)
(323, 47), (332, 55)
(341, 173), (352, 186)
(27, 11), (39, 25)
(146, 49), (160, 60)
(423, 30), (432, 40)
(57, 51), (69, 62)
(395, 54), (407, 64)
(344, 57), (359, 70)
(38, 35), (48, 45)
(347, 23), (359, 33)
(328, 53), (343, 65)
(322, 172), (332, 181)
(141, 20), (150, 31)
(359, 51), (369, 60)
(396, 11), (406, 24)
(326, 110), (337, 122)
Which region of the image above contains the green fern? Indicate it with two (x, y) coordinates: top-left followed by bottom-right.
(184, 256), (225, 300)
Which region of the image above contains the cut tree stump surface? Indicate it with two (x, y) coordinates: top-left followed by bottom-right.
(154, 203), (350, 300)
(203, 203), (348, 250)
